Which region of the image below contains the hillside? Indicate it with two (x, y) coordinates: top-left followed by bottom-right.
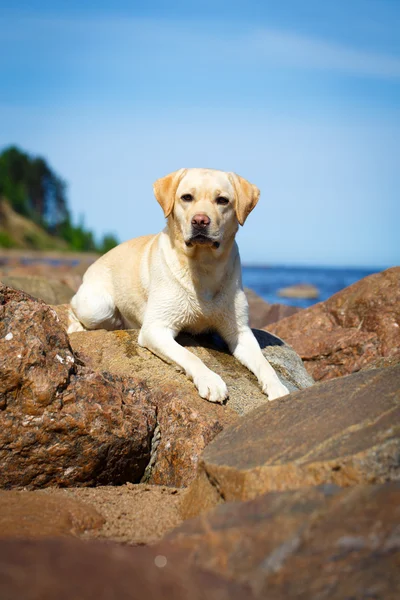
(0, 146), (118, 253)
(0, 198), (69, 250)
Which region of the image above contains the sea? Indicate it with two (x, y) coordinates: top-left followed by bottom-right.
(242, 265), (384, 309)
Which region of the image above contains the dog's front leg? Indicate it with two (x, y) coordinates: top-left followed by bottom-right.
(222, 326), (289, 400)
(138, 325), (228, 403)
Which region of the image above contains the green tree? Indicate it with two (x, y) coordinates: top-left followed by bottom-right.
(99, 233), (119, 254)
(0, 145), (118, 253)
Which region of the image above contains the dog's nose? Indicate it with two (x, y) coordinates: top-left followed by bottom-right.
(191, 213), (210, 228)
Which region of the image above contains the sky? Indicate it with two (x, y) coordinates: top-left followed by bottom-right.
(0, 0), (399, 267)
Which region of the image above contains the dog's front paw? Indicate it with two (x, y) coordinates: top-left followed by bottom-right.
(262, 380), (289, 401)
(194, 369), (228, 404)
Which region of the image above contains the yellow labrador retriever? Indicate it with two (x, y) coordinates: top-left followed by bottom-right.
(69, 168), (289, 403)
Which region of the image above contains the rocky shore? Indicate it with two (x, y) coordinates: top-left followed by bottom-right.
(0, 256), (399, 599)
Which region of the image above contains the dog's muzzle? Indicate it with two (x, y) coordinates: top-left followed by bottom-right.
(185, 233), (220, 249)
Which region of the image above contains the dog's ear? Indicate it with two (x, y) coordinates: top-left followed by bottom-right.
(229, 173), (260, 226)
(153, 169), (187, 218)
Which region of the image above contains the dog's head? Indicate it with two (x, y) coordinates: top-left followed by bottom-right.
(153, 168), (260, 251)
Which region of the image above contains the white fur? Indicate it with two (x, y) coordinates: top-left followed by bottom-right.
(69, 168), (289, 403)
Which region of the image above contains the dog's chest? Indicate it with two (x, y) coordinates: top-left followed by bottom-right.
(171, 286), (226, 333)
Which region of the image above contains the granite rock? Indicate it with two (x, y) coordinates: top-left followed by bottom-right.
(0, 284), (156, 488)
(68, 327), (314, 418)
(0, 538), (254, 600)
(167, 483), (400, 599)
(268, 267), (400, 381)
(181, 365), (400, 518)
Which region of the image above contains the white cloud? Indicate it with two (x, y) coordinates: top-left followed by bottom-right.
(249, 29), (400, 79)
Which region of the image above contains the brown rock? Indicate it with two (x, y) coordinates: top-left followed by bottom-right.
(0, 284), (157, 488)
(181, 365), (400, 518)
(278, 282), (320, 299)
(68, 329), (239, 487)
(50, 302), (70, 329)
(268, 267), (400, 381)
(244, 287), (302, 328)
(0, 538), (253, 600)
(0, 491), (104, 538)
(68, 328), (313, 418)
(148, 389), (238, 488)
(362, 355), (400, 371)
(166, 483), (400, 599)
(67, 327), (313, 486)
(0, 275), (74, 305)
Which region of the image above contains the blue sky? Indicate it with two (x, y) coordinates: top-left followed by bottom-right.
(0, 0), (399, 267)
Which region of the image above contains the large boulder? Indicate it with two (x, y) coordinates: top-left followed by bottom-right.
(165, 483), (400, 599)
(68, 328), (314, 418)
(0, 284), (157, 489)
(0, 538), (253, 600)
(268, 267), (400, 381)
(181, 365), (400, 518)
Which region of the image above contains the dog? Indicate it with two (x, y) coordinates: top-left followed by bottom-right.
(68, 168), (289, 403)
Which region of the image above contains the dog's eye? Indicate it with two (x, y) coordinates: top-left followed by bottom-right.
(181, 194), (193, 202)
(216, 196), (229, 205)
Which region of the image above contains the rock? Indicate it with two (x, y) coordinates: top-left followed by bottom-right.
(181, 365), (400, 518)
(0, 491), (104, 538)
(0, 275), (75, 304)
(0, 284), (157, 488)
(268, 267), (400, 381)
(66, 327), (313, 487)
(146, 388), (237, 488)
(0, 538), (253, 600)
(362, 355), (400, 372)
(278, 283), (319, 299)
(68, 328), (314, 417)
(0, 484), (185, 545)
(165, 483), (400, 599)
(50, 302), (70, 329)
(244, 288), (302, 328)
(67, 329), (238, 487)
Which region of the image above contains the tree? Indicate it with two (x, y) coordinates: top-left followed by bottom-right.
(0, 145), (118, 253)
(0, 146), (69, 227)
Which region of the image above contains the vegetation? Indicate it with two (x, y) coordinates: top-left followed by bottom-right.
(0, 231), (15, 248)
(0, 146), (118, 252)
